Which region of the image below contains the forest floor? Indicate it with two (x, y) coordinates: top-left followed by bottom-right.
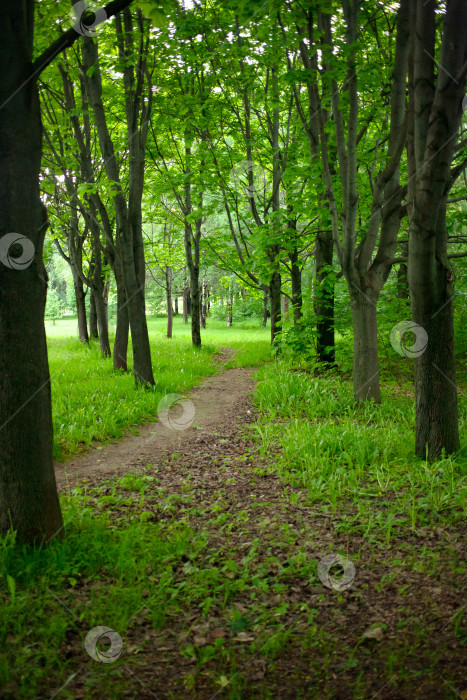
(45, 349), (467, 699)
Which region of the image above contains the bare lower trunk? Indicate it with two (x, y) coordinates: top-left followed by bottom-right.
(269, 271), (282, 344)
(200, 273), (207, 329)
(190, 268), (201, 346)
(351, 293), (380, 403)
(166, 266), (173, 339)
(113, 278), (129, 371)
(74, 279), (88, 342)
(174, 294), (178, 316)
(123, 257), (154, 384)
(94, 285), (111, 357)
(409, 223), (459, 458)
(89, 288), (98, 339)
(315, 230), (335, 365)
(0, 15), (63, 543)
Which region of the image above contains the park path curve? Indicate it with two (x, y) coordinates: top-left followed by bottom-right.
(54, 355), (255, 491)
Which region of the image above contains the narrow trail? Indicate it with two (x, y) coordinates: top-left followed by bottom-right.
(54, 350), (255, 491)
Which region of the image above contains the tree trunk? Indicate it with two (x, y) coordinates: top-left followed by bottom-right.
(262, 293), (268, 327)
(0, 8), (63, 543)
(113, 277), (129, 371)
(182, 286), (189, 323)
(166, 266), (173, 339)
(74, 278), (88, 342)
(396, 243), (409, 299)
(189, 268), (201, 346)
(314, 229), (335, 365)
(89, 288), (98, 339)
(350, 292), (380, 403)
(289, 247), (302, 324)
(200, 273), (207, 329)
(269, 270), (282, 344)
(227, 282), (233, 327)
(408, 206), (460, 458)
(174, 294), (178, 316)
(184, 217), (201, 346)
(94, 283), (111, 357)
(405, 0), (465, 458)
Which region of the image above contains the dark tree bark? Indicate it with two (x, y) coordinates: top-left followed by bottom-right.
(174, 294), (179, 316)
(269, 268), (282, 344)
(113, 280), (129, 370)
(0, 2), (64, 543)
(0, 0), (135, 545)
(185, 218), (201, 346)
(74, 279), (88, 342)
(406, 0), (466, 458)
(89, 288), (99, 339)
(314, 229), (335, 365)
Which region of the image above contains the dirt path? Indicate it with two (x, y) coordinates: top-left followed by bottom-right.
(54, 355), (255, 491)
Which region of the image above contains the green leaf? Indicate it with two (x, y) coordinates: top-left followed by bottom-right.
(6, 574), (15, 602)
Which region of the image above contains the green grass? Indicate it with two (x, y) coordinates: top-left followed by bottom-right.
(47, 315), (271, 458)
(254, 361), (467, 538)
(1, 324), (465, 697)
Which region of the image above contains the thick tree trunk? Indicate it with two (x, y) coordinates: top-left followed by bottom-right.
(350, 292), (380, 403)
(0, 10), (63, 543)
(74, 278), (88, 342)
(409, 210), (460, 458)
(269, 271), (282, 344)
(113, 277), (129, 371)
(315, 230), (335, 365)
(89, 289), (98, 339)
(405, 0), (465, 458)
